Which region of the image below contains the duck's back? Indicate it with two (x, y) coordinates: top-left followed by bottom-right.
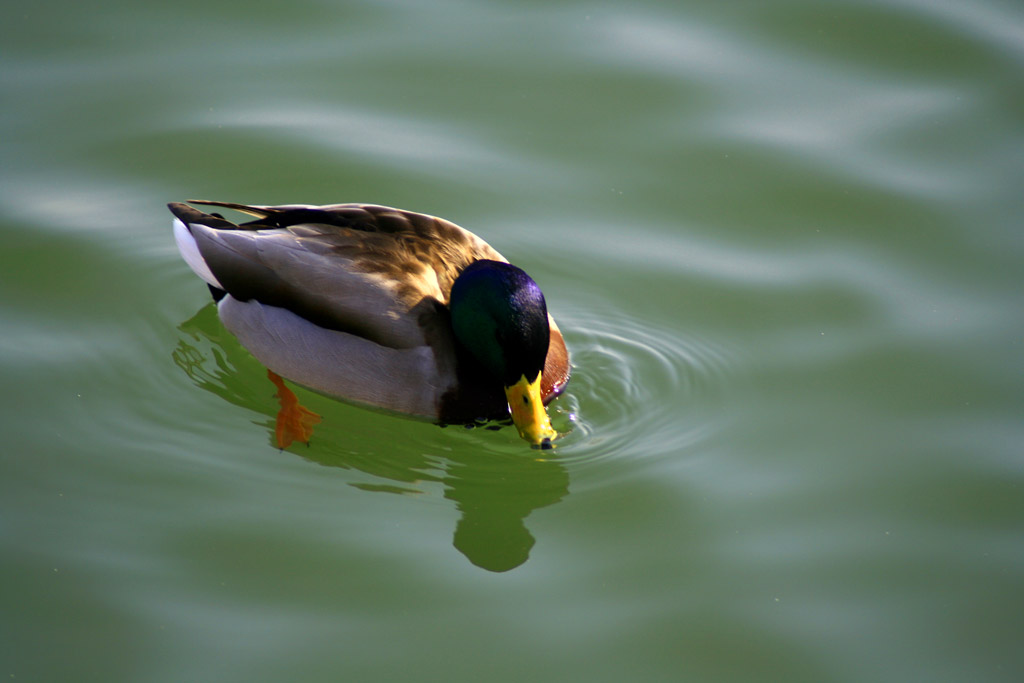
(171, 201), (505, 350)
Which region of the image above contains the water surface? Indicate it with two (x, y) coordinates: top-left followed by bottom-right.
(2, 0), (1023, 681)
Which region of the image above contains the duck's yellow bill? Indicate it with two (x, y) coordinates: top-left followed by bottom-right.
(505, 373), (557, 447)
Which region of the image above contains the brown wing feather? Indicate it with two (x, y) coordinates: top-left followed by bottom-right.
(188, 201), (505, 307)
(176, 201), (506, 348)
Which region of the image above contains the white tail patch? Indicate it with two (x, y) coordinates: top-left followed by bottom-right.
(173, 218), (224, 289)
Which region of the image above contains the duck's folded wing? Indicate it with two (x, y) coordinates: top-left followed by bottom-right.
(170, 202), (443, 349)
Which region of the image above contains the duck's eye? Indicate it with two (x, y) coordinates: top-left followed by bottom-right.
(522, 395), (530, 405)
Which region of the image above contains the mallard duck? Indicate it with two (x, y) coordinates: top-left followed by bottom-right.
(169, 200), (570, 447)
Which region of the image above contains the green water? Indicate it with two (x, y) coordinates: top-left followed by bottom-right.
(3, 0), (1023, 681)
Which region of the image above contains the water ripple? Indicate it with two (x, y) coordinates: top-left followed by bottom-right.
(550, 307), (735, 466)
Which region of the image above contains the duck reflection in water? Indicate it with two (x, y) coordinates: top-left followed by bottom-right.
(173, 304), (569, 572)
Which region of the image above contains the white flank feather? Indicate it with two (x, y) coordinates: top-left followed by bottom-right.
(217, 297), (444, 417)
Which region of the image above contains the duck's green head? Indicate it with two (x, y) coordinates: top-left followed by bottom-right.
(449, 260), (557, 447)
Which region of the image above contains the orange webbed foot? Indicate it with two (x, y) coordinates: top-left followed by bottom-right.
(268, 370), (322, 449)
